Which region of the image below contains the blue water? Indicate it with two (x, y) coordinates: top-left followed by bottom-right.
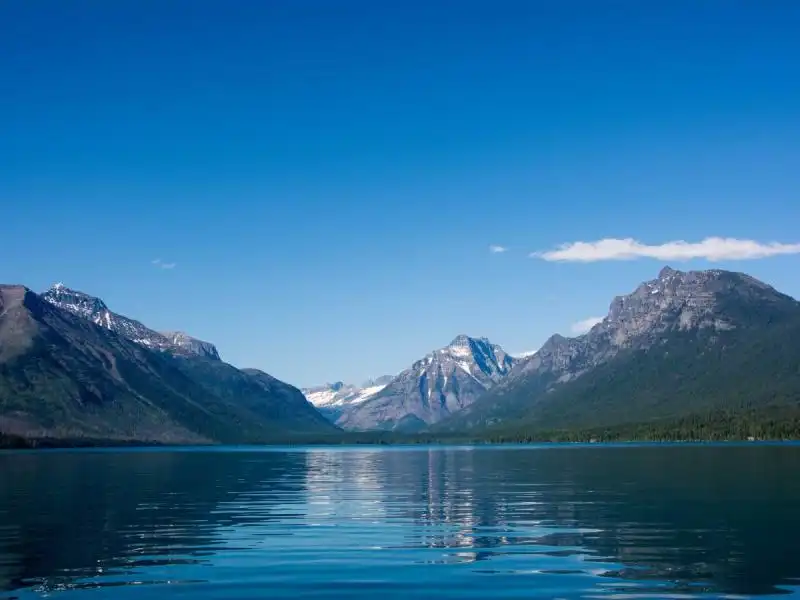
(1, 444), (799, 599)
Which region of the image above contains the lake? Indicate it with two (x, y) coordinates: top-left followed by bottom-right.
(1, 444), (799, 599)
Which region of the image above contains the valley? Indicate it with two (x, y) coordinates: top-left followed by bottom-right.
(2, 266), (800, 446)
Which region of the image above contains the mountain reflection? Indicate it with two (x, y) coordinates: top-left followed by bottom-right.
(300, 445), (800, 594)
(1, 445), (800, 598)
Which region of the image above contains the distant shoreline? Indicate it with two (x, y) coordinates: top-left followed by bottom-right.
(3, 432), (800, 451)
(5, 407), (800, 450)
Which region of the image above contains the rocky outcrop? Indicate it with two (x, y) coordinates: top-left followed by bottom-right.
(162, 331), (221, 360)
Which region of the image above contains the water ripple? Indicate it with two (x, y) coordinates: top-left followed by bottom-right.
(1, 445), (799, 599)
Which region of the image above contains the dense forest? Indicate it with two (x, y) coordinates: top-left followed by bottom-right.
(485, 407), (800, 443)
(458, 308), (800, 433)
(5, 405), (800, 449)
(0, 432), (168, 449)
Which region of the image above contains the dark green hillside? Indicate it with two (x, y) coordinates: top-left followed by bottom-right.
(436, 267), (800, 437)
(0, 285), (337, 444)
(498, 315), (800, 433)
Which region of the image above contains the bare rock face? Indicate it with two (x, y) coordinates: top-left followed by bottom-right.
(161, 331), (221, 360)
(336, 335), (515, 431)
(0, 285), (40, 362)
(603, 266), (743, 343)
(444, 266), (798, 429)
(516, 266), (785, 380)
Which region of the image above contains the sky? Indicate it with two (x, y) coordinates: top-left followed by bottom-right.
(2, 1), (800, 387)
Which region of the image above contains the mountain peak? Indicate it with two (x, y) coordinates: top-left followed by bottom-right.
(48, 282), (75, 293)
(362, 374), (393, 387)
(1, 284), (336, 443)
(448, 334), (490, 347)
(42, 283), (109, 315)
(46, 282), (90, 296)
(0, 285), (33, 317)
(337, 335), (516, 431)
(658, 265), (681, 279)
(597, 267), (797, 352)
(498, 266), (797, 411)
(439, 267), (800, 435)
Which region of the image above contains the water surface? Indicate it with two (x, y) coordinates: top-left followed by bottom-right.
(1, 444), (799, 599)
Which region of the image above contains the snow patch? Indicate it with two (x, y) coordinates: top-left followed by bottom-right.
(304, 383), (387, 408)
(352, 384), (386, 404)
(448, 345), (472, 358)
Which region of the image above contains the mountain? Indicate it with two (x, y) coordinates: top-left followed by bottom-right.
(161, 331), (221, 360)
(41, 283), (220, 360)
(0, 284), (337, 443)
(438, 267), (800, 433)
(302, 379), (390, 421)
(336, 335), (515, 431)
(362, 375), (394, 387)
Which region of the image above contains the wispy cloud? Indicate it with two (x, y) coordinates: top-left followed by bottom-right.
(571, 316), (603, 334)
(151, 258), (177, 270)
(489, 245), (508, 254)
(532, 237), (800, 263)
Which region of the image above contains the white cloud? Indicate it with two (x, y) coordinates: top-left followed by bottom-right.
(512, 350), (538, 359)
(152, 258), (177, 270)
(532, 237), (800, 263)
(489, 245), (508, 253)
(571, 316), (604, 334)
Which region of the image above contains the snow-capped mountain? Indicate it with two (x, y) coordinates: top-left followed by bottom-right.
(336, 335), (515, 431)
(302, 380), (390, 421)
(41, 283), (220, 360)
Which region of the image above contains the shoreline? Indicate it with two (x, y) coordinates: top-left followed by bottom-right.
(4, 436), (799, 451)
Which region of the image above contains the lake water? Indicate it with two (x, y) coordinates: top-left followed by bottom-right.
(1, 445), (799, 599)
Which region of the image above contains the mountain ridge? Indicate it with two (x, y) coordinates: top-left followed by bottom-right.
(436, 266), (800, 432)
(0, 284), (336, 443)
(41, 283), (221, 360)
(4, 266), (800, 444)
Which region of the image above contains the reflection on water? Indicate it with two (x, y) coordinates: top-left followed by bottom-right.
(1, 445), (799, 599)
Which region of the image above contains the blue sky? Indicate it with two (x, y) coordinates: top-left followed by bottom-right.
(2, 1), (799, 387)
